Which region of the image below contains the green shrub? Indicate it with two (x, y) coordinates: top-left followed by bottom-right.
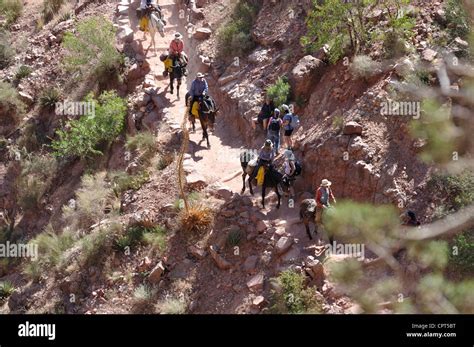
(350, 55), (381, 80)
(27, 227), (75, 274)
(126, 131), (156, 164)
(271, 270), (323, 314)
(0, 280), (15, 299)
(39, 87), (61, 109)
(428, 170), (474, 212)
(226, 228), (243, 248)
(80, 223), (118, 267)
(16, 154), (57, 211)
(0, 0), (23, 27)
(115, 225), (166, 253)
(217, 0), (260, 58)
(449, 230), (474, 274)
(14, 65), (32, 81)
(445, 0), (471, 40)
(41, 0), (64, 23)
(52, 91), (127, 158)
(110, 170), (150, 195)
(157, 297), (186, 314)
(266, 77), (290, 108)
(157, 152), (174, 170)
(0, 30), (14, 68)
(62, 172), (116, 231)
(63, 16), (123, 85)
(142, 225), (167, 253)
(0, 81), (25, 125)
(133, 284), (155, 302)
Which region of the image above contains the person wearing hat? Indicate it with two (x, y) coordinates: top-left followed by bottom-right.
(250, 139), (275, 182)
(169, 32), (184, 57)
(266, 108), (282, 155)
(188, 72), (209, 116)
(281, 104), (294, 150)
(282, 149), (297, 198)
(315, 179), (336, 224)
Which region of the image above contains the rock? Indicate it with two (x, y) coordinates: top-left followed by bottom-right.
(434, 9), (446, 25)
(142, 110), (159, 130)
(195, 0), (207, 7)
(193, 28), (212, 40)
(18, 91), (34, 105)
(289, 55), (325, 98)
(216, 186), (233, 201)
(191, 8), (205, 20)
(246, 273), (264, 291)
(454, 37), (469, 48)
(343, 121), (363, 135)
(304, 256), (325, 285)
(148, 261), (165, 284)
(248, 48), (270, 64)
(255, 220), (267, 233)
(422, 48), (437, 62)
(275, 236), (293, 255)
(188, 245), (206, 259)
(117, 5), (129, 16)
(243, 255), (259, 273)
(137, 256), (152, 272)
(118, 26), (134, 43)
(209, 245), (232, 270)
(186, 171), (207, 190)
(252, 295), (265, 307)
(221, 209), (236, 218)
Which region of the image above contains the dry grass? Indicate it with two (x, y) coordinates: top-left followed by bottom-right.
(178, 203), (214, 233)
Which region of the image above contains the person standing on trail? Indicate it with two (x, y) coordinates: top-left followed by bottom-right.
(188, 72), (209, 116)
(267, 108), (282, 155)
(315, 179), (336, 225)
(256, 97), (275, 132)
(169, 32), (184, 57)
(281, 104), (295, 150)
(282, 149), (297, 198)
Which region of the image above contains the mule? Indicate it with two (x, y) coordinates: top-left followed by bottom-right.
(240, 154), (282, 209)
(143, 9), (166, 52)
(185, 93), (218, 148)
(299, 198), (334, 242)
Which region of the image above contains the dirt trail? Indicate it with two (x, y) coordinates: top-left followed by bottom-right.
(129, 0), (245, 193)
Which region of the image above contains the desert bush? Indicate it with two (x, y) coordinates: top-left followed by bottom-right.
(270, 270), (323, 314)
(142, 225), (167, 253)
(428, 170), (474, 213)
(14, 65), (32, 81)
(0, 280), (15, 299)
(217, 0), (260, 59)
(0, 0), (23, 27)
(350, 55), (381, 80)
(62, 172), (115, 231)
(156, 152), (174, 170)
(110, 170), (150, 196)
(52, 91), (127, 158)
(16, 154), (58, 211)
(115, 224), (166, 253)
(0, 81), (25, 125)
(445, 0), (471, 40)
(126, 131), (156, 164)
(266, 77), (290, 108)
(226, 228), (243, 248)
(80, 222), (118, 267)
(449, 231), (474, 274)
(62, 16), (123, 86)
(0, 30), (13, 68)
(41, 0), (64, 23)
(157, 297), (186, 314)
(178, 202), (213, 233)
(39, 87), (61, 109)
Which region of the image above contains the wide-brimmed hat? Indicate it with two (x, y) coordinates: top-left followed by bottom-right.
(274, 108), (280, 115)
(196, 72), (205, 78)
(174, 32), (183, 39)
(284, 149), (295, 160)
(281, 104), (290, 112)
(321, 179), (332, 187)
(264, 139), (273, 148)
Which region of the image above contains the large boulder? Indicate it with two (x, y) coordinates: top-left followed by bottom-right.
(289, 55), (326, 99)
(343, 121), (363, 136)
(193, 28), (212, 40)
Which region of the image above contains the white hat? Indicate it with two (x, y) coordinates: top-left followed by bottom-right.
(196, 72), (205, 78)
(174, 32), (183, 39)
(321, 179), (332, 187)
(264, 139), (273, 148)
(284, 149), (295, 160)
(281, 104), (290, 112)
(274, 108), (280, 114)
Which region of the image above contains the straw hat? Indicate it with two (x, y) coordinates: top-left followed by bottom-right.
(196, 72), (205, 78)
(321, 179), (332, 187)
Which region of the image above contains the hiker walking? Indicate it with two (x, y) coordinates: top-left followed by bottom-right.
(281, 104), (295, 150)
(315, 179), (336, 225)
(266, 108), (282, 155)
(282, 149), (297, 199)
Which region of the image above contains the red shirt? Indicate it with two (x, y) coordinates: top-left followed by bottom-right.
(315, 186), (335, 208)
(169, 40), (184, 55)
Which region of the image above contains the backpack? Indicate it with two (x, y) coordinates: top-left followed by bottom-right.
(294, 160), (302, 176)
(290, 114), (300, 130)
(268, 118), (280, 132)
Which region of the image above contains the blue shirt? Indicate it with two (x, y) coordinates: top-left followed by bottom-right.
(189, 79), (208, 98)
(283, 113), (293, 130)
